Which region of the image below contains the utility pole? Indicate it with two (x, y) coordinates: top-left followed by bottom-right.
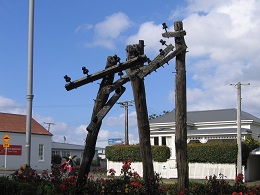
(44, 122), (55, 132)
(64, 21), (187, 189)
(126, 40), (155, 193)
(117, 100), (134, 145)
(163, 21), (188, 192)
(231, 82), (250, 175)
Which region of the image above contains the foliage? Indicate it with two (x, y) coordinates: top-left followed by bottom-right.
(1, 164), (260, 194)
(51, 154), (62, 164)
(91, 157), (101, 167)
(152, 145), (171, 162)
(62, 155), (77, 161)
(106, 144), (171, 162)
(74, 157), (81, 166)
(187, 139), (260, 165)
(188, 142), (238, 164)
(149, 110), (171, 120)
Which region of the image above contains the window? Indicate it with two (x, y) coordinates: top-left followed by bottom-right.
(154, 137), (159, 145)
(52, 150), (60, 157)
(39, 144), (44, 161)
(162, 137), (167, 145)
(62, 150), (70, 158)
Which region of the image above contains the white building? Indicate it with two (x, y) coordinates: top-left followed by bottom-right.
(149, 108), (260, 159)
(108, 108), (260, 181)
(51, 141), (105, 163)
(0, 112), (105, 171)
(0, 112), (52, 170)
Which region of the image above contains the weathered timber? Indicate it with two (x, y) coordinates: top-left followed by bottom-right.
(137, 44), (187, 79)
(126, 40), (155, 194)
(102, 75), (130, 94)
(102, 44), (186, 94)
(87, 86), (126, 132)
(77, 56), (116, 184)
(162, 30), (186, 38)
(136, 44), (174, 78)
(65, 55), (147, 91)
(174, 21), (189, 192)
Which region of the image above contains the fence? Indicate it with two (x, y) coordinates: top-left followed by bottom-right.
(107, 160), (237, 180)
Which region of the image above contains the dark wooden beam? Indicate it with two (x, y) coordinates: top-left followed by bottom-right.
(162, 30), (186, 38)
(102, 44), (186, 94)
(126, 40), (155, 194)
(77, 56), (116, 184)
(174, 21), (189, 192)
(65, 55), (147, 91)
(87, 86), (126, 132)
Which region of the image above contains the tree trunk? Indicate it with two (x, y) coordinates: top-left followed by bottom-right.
(174, 21), (189, 192)
(126, 40), (155, 194)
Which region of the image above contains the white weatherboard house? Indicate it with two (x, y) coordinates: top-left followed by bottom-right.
(0, 112), (52, 170)
(107, 108), (260, 181)
(0, 112), (106, 171)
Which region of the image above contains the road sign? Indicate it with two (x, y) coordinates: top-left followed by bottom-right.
(3, 143), (9, 148)
(2, 134), (10, 143)
(108, 138), (123, 145)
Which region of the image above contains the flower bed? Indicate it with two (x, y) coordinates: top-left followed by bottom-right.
(0, 161), (260, 194)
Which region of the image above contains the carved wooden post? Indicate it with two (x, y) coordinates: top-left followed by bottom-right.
(126, 40), (155, 194)
(174, 21), (189, 192)
(77, 56), (116, 184)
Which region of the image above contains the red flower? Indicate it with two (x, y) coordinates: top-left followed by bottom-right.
(133, 171), (140, 179)
(178, 191), (185, 195)
(60, 184), (67, 191)
(131, 181), (141, 188)
(108, 168), (116, 174)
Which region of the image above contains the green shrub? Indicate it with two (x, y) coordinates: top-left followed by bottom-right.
(188, 142), (238, 164)
(51, 154), (62, 164)
(187, 139), (260, 165)
(105, 144), (170, 162)
(152, 145), (171, 162)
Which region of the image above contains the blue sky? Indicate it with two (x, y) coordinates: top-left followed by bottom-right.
(1, 0), (260, 147)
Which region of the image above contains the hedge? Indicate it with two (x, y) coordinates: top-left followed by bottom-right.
(188, 138), (260, 165)
(105, 144), (170, 162)
(106, 138), (260, 165)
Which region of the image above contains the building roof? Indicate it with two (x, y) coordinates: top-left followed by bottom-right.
(0, 112), (52, 136)
(52, 141), (105, 151)
(149, 108), (260, 124)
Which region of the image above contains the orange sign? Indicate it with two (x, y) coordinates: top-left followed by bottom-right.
(2, 134), (10, 143)
(3, 143), (10, 148)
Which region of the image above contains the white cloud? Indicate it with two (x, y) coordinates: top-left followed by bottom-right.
(104, 111), (137, 128)
(84, 12), (132, 50)
(75, 23), (93, 33)
(126, 21), (164, 56)
(95, 12), (132, 39)
(0, 96), (26, 114)
(165, 0), (260, 118)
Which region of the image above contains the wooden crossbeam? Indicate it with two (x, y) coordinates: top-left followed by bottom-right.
(102, 45), (173, 93)
(162, 30), (186, 38)
(137, 44), (174, 78)
(65, 55), (147, 91)
(102, 44), (187, 94)
(86, 86), (126, 132)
